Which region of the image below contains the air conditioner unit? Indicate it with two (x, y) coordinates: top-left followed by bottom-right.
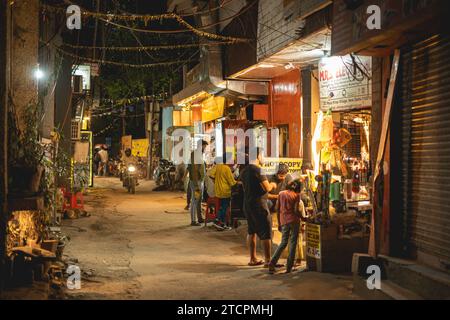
(71, 120), (81, 140)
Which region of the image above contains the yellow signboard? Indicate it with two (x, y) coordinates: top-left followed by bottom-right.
(132, 139), (149, 157)
(201, 96), (225, 123)
(306, 223), (321, 259)
(261, 158), (303, 175)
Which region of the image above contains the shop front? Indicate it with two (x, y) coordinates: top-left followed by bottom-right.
(304, 54), (373, 272)
(329, 0), (450, 280)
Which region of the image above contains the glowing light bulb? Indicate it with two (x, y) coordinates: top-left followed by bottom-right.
(34, 68), (44, 80)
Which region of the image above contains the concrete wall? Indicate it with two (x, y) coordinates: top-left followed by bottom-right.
(39, 11), (63, 139)
(10, 0), (39, 133)
(257, 0), (303, 61)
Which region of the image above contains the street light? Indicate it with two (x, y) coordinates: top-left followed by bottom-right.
(34, 68), (44, 80)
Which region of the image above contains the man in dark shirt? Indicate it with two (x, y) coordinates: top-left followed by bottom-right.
(240, 147), (277, 267)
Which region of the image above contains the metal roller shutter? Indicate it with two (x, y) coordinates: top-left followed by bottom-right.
(401, 33), (450, 273)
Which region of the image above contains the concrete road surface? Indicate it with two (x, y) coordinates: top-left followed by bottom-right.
(61, 177), (362, 300)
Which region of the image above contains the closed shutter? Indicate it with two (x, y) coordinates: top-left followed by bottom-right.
(400, 33), (450, 273)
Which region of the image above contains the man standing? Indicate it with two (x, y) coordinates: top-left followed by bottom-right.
(208, 153), (237, 230)
(97, 146), (109, 177)
(240, 147), (277, 267)
(187, 140), (208, 226)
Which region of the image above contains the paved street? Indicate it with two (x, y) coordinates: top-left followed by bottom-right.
(61, 177), (361, 300)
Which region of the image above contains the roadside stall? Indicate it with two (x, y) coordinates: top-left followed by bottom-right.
(304, 55), (373, 273)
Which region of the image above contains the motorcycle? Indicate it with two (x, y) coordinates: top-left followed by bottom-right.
(153, 159), (176, 190)
(136, 157), (147, 179)
(123, 164), (138, 194)
(108, 158), (121, 177)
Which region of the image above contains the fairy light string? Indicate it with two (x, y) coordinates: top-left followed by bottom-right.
(41, 3), (251, 43)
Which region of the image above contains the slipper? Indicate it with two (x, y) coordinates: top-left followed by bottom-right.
(248, 260), (264, 267)
(264, 263), (284, 268)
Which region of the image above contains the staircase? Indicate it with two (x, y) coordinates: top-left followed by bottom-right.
(352, 253), (450, 300)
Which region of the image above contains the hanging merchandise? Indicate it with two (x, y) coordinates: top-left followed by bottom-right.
(319, 113), (334, 142)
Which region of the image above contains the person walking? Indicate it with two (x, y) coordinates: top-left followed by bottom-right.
(187, 140), (209, 226)
(208, 153), (236, 230)
(240, 147), (277, 267)
(268, 180), (305, 274)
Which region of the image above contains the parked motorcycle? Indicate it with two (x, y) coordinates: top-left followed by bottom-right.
(108, 158), (121, 177)
(123, 164), (138, 194)
(153, 159), (176, 190)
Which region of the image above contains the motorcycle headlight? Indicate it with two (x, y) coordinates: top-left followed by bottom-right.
(128, 166), (136, 173)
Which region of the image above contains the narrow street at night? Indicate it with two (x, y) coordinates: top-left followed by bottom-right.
(62, 177), (359, 300)
(1, 0), (450, 314)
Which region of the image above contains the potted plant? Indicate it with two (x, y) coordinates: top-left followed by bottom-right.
(8, 101), (46, 196)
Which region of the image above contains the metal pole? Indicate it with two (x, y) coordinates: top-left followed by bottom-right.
(147, 100), (154, 180)
(122, 105), (126, 137)
(145, 98), (152, 180)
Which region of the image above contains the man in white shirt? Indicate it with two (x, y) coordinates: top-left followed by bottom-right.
(97, 146), (109, 176)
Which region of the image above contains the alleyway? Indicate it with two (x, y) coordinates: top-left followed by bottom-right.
(61, 178), (361, 300)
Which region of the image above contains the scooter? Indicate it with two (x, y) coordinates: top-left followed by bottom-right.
(123, 164), (138, 194)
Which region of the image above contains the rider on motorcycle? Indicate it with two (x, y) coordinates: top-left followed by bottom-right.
(122, 148), (140, 186)
(123, 148), (138, 167)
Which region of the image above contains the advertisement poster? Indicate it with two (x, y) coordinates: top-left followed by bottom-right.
(319, 55), (372, 111)
(306, 223), (321, 259)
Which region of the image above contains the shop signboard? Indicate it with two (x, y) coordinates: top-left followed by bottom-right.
(319, 55), (372, 111)
(132, 139), (149, 158)
(306, 223), (321, 259)
(201, 96), (225, 123)
(261, 158), (303, 176)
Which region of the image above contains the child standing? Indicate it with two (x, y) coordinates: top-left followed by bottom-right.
(269, 179), (305, 274)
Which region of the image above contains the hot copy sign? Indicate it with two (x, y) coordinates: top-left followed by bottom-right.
(319, 55), (372, 111)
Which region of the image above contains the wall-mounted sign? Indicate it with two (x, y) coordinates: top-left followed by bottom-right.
(319, 55), (372, 111)
(261, 157), (303, 176)
(306, 223), (321, 259)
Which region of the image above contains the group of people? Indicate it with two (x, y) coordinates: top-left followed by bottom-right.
(184, 140), (307, 274)
(94, 145), (141, 179)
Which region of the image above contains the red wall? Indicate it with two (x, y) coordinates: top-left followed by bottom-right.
(270, 69), (302, 158)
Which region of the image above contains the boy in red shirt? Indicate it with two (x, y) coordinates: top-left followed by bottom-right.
(269, 179), (305, 274)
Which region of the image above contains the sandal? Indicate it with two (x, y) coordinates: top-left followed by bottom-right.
(264, 263), (284, 268)
(248, 260), (264, 267)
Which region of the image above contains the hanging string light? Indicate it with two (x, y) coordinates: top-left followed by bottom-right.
(41, 3), (251, 43)
(55, 45), (196, 68)
(61, 41), (239, 51)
